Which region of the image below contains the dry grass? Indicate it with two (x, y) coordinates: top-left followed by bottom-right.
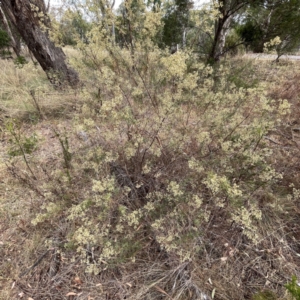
(1, 53), (300, 300)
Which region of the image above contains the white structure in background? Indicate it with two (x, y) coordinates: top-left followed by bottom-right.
(48, 0), (64, 8)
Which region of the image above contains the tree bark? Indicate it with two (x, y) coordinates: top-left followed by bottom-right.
(1, 0), (79, 87)
(209, 15), (233, 62)
(0, 6), (20, 56)
(208, 0), (246, 63)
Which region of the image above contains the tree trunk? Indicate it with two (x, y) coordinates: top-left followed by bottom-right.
(208, 0), (246, 63)
(0, 6), (20, 56)
(1, 0), (79, 87)
(209, 14), (233, 62)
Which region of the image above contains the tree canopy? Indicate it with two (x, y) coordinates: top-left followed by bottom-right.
(0, 0), (300, 79)
(237, 0), (300, 56)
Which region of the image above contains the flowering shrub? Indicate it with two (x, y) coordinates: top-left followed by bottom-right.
(30, 16), (291, 270)
(28, 4), (289, 273)
(1, 3), (298, 299)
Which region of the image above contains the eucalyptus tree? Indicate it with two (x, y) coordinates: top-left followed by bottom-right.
(161, 0), (194, 49)
(0, 0), (79, 86)
(237, 0), (300, 57)
(207, 0), (251, 62)
(0, 6), (21, 56)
